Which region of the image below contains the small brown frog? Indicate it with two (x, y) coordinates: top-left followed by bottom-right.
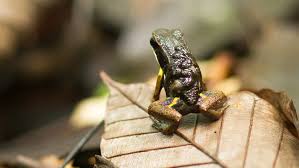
(148, 28), (227, 134)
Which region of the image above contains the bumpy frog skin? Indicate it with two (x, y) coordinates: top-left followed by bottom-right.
(148, 28), (227, 134)
(150, 29), (204, 105)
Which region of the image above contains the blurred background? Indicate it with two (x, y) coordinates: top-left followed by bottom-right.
(0, 0), (298, 165)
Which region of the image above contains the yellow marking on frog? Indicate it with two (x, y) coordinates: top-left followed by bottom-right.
(168, 97), (180, 107)
(152, 68), (164, 101)
(199, 93), (207, 99)
(158, 68), (163, 76)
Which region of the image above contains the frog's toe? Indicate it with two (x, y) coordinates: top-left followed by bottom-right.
(201, 105), (228, 121)
(151, 117), (179, 135)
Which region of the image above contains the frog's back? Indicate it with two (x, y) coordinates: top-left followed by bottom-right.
(164, 44), (203, 105)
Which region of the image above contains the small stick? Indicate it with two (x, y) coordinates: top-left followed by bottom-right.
(60, 121), (104, 168)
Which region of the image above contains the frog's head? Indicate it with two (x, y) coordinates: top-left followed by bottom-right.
(150, 28), (187, 69)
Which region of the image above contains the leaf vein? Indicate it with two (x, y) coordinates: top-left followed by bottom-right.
(105, 130), (159, 140)
(106, 116), (149, 126)
(216, 107), (228, 157)
(241, 99), (256, 168)
(272, 124), (284, 168)
(107, 102), (132, 112)
(107, 144), (191, 159)
(172, 161), (215, 168)
(192, 114), (199, 141)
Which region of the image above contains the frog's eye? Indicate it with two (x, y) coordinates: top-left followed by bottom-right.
(150, 38), (168, 68)
(172, 29), (183, 39)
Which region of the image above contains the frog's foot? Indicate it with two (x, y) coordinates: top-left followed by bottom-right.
(148, 100), (182, 135)
(150, 116), (179, 135)
(197, 90), (228, 120)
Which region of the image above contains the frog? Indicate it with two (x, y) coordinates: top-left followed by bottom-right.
(148, 28), (228, 135)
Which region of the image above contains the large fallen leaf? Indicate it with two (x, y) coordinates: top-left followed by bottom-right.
(99, 72), (299, 168)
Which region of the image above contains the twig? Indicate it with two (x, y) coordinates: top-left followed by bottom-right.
(59, 121), (104, 168)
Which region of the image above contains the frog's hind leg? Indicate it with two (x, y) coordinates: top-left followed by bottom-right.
(148, 97), (182, 135)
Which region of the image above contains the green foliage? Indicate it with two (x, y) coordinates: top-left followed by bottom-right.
(93, 82), (109, 97)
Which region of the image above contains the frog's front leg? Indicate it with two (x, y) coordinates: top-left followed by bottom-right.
(148, 97), (182, 135)
(197, 90), (228, 120)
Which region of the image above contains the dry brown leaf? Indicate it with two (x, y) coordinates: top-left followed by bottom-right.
(255, 89), (299, 138)
(100, 72), (299, 168)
